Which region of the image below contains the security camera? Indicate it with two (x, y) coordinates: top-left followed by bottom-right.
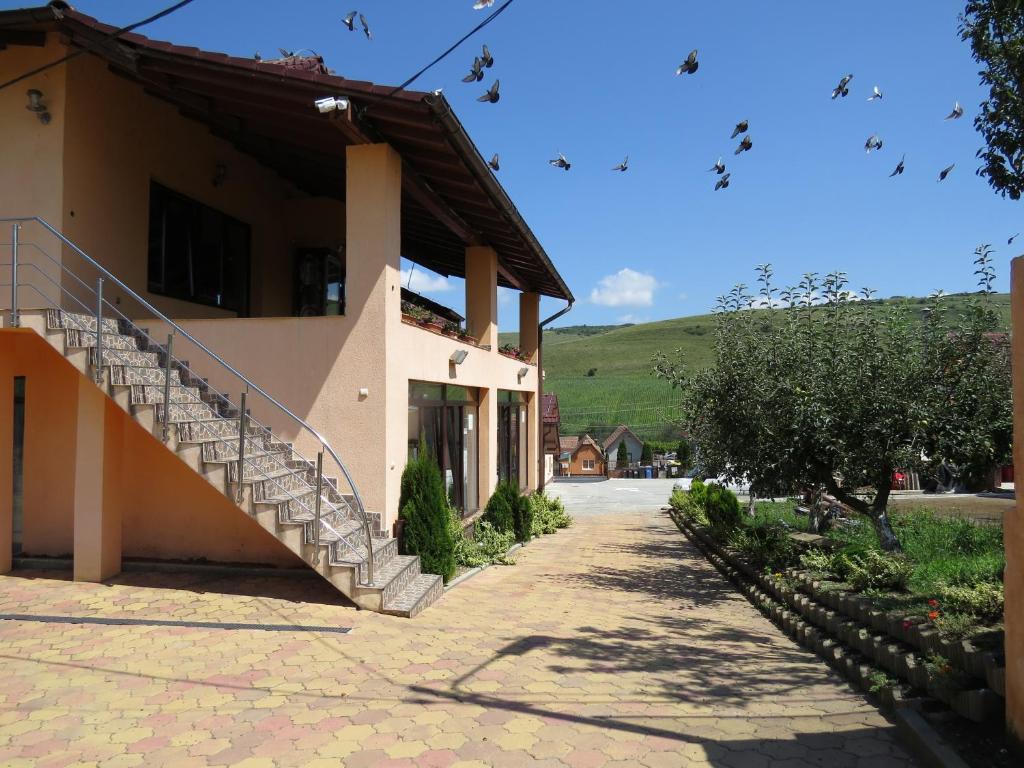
(315, 96), (350, 114)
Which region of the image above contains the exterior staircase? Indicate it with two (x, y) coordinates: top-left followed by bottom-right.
(14, 307), (443, 618)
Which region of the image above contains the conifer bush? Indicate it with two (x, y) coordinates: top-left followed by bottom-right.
(398, 447), (457, 582)
(483, 480), (532, 543)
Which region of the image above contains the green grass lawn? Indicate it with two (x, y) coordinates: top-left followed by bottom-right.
(507, 292), (1010, 443)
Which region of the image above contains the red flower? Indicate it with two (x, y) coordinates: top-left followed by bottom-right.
(928, 610), (940, 621)
(902, 620), (912, 631)
(927, 599), (939, 608)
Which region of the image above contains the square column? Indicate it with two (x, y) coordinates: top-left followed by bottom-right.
(465, 246), (498, 350)
(1008, 256), (1024, 753)
(477, 387), (498, 509)
(519, 292), (540, 364)
(73, 378), (120, 582)
(346, 143), (403, 530)
(526, 392), (539, 491)
(0, 365), (12, 575)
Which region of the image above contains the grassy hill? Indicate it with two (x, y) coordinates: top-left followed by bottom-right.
(501, 293), (1011, 444)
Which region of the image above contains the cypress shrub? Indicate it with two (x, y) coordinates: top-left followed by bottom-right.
(482, 480), (526, 539)
(398, 447), (457, 582)
(616, 441), (629, 467)
(513, 492), (533, 543)
(705, 483), (742, 532)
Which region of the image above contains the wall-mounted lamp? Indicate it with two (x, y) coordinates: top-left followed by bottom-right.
(315, 96), (350, 114)
(26, 89), (50, 125)
(212, 163), (227, 187)
(517, 366), (529, 382)
(450, 349), (469, 365)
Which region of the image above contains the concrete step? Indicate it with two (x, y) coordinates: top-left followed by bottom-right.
(109, 365), (184, 386)
(63, 328), (141, 351)
(156, 401), (221, 423)
(46, 309), (121, 335)
(383, 574), (444, 618)
(129, 384), (210, 406)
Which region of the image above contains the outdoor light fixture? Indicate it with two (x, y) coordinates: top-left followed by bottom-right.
(518, 366), (529, 381)
(450, 349), (469, 365)
(26, 89), (50, 124)
(315, 96), (350, 114)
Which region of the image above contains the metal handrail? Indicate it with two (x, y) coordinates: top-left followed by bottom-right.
(1, 216), (375, 584)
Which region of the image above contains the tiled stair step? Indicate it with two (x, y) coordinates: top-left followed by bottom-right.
(129, 384), (210, 406)
(46, 309), (121, 335)
(227, 451), (299, 482)
(333, 536), (399, 575)
(375, 555), (422, 607)
(201, 436), (282, 463)
(108, 365), (185, 387)
(157, 401), (221, 423)
(383, 574), (444, 619)
(92, 348), (161, 368)
(63, 328), (141, 351)
(257, 488), (339, 524)
(251, 467), (316, 502)
(176, 418), (263, 444)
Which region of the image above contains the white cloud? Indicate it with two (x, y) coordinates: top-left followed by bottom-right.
(590, 268), (658, 307)
(678, 292), (688, 301)
(400, 268), (451, 293)
(617, 313), (648, 324)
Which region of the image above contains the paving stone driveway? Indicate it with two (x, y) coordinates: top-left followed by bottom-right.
(0, 509), (915, 767)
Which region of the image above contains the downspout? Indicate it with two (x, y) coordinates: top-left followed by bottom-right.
(537, 299), (573, 491)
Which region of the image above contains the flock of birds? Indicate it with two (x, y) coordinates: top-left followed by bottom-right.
(323, 12), (973, 192)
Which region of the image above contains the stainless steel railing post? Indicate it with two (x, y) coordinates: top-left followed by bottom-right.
(235, 390), (248, 502)
(94, 277), (104, 385)
(161, 332), (174, 442)
(312, 451), (324, 566)
(9, 224), (18, 328)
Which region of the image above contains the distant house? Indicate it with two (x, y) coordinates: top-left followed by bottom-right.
(603, 425), (644, 472)
(558, 435), (605, 477)
(542, 393), (561, 482)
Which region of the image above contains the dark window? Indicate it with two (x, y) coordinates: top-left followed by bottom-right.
(147, 182), (251, 314)
(12, 376), (24, 554)
(294, 249), (345, 317)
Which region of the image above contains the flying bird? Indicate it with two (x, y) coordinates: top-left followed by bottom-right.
(831, 73), (853, 99)
(945, 101), (963, 120)
(676, 49), (699, 76)
(473, 0), (495, 8)
(359, 13), (371, 40)
(734, 135), (752, 155)
(478, 80), (500, 103)
(938, 163), (955, 182)
(463, 57), (485, 82)
(865, 134), (883, 153)
(715, 173), (731, 191)
(488, 154), (500, 171)
(612, 156), (629, 172)
(867, 85), (883, 101)
(481, 44), (494, 68)
(708, 157), (726, 175)
(343, 11), (357, 31)
(731, 120), (749, 139)
(1009, 233), (1019, 245)
(549, 153), (571, 171)
(890, 154), (905, 177)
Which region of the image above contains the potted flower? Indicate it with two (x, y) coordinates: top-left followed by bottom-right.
(442, 320), (460, 337)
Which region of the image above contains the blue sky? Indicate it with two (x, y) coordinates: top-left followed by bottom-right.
(9, 0), (1019, 328)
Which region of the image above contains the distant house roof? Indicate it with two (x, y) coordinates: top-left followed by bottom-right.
(577, 435), (603, 455)
(602, 425), (643, 452)
(542, 393), (560, 424)
(559, 436), (579, 454)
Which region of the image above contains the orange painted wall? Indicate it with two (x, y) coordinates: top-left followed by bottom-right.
(0, 328), (304, 568)
(568, 444), (605, 476)
(1007, 257), (1024, 751)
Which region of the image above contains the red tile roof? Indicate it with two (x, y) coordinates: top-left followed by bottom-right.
(542, 393), (560, 424)
(602, 425), (643, 452)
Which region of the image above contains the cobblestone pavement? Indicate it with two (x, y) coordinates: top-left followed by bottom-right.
(0, 509), (915, 767)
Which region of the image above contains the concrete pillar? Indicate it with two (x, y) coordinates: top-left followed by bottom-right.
(519, 292), (540, 364)
(73, 378), (120, 581)
(478, 387), (498, 509)
(346, 143), (403, 531)
(526, 392), (539, 491)
(1008, 256), (1024, 753)
(465, 246), (498, 350)
(0, 355), (12, 575)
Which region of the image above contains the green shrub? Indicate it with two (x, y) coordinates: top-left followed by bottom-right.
(474, 520), (517, 564)
(483, 480), (531, 543)
(844, 550), (913, 592)
(705, 483), (742, 532)
(514, 492), (533, 543)
(689, 478), (708, 509)
(936, 582), (1004, 621)
(529, 491), (573, 536)
(728, 521), (797, 571)
(399, 449), (457, 582)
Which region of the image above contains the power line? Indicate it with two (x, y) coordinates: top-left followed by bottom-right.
(382, 0), (517, 98)
(0, 0), (200, 93)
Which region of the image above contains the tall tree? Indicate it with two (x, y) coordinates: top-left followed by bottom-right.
(616, 440), (629, 468)
(960, 1), (1024, 199)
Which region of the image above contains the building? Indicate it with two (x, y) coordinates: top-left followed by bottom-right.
(541, 393), (561, 482)
(559, 435), (605, 477)
(0, 4), (573, 617)
(603, 425), (644, 473)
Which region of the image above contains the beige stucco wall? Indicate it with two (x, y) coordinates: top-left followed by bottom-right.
(1008, 257), (1024, 751)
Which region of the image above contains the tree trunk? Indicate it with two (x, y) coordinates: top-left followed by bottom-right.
(747, 485), (757, 517)
(825, 479), (903, 552)
(869, 510), (902, 553)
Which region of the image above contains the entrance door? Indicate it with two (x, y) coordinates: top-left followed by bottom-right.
(294, 248), (345, 317)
